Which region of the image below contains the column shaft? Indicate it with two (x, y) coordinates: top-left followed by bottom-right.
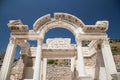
(33, 44), (42, 80)
(40, 59), (43, 80)
(77, 44), (86, 77)
(95, 49), (107, 80)
(71, 57), (75, 72)
(0, 43), (16, 80)
(71, 57), (75, 80)
(43, 58), (47, 80)
(101, 40), (117, 80)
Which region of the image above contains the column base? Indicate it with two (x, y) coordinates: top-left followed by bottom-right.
(111, 72), (120, 80)
(78, 75), (92, 80)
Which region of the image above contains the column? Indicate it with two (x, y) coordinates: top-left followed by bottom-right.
(95, 47), (107, 80)
(40, 59), (43, 80)
(71, 57), (75, 80)
(76, 39), (86, 77)
(43, 58), (47, 80)
(0, 38), (16, 80)
(101, 39), (117, 80)
(71, 57), (75, 72)
(33, 39), (43, 80)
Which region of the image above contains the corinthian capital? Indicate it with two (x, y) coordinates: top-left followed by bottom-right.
(102, 38), (109, 45)
(37, 38), (43, 45)
(75, 36), (82, 46)
(9, 37), (16, 44)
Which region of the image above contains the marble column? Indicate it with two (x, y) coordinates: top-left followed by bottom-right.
(95, 47), (107, 80)
(76, 39), (86, 77)
(40, 59), (43, 80)
(33, 39), (43, 80)
(0, 38), (16, 80)
(101, 39), (117, 80)
(71, 57), (75, 72)
(71, 57), (75, 80)
(43, 58), (47, 80)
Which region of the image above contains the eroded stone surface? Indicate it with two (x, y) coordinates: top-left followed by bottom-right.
(10, 58), (24, 80)
(46, 65), (71, 80)
(0, 13), (117, 80)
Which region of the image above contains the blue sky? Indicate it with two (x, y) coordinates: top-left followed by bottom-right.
(0, 0), (120, 56)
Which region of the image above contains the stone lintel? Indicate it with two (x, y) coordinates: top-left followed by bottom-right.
(10, 33), (108, 41)
(79, 76), (92, 80)
(79, 34), (108, 40)
(111, 73), (120, 80)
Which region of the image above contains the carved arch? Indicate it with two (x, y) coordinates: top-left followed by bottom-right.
(33, 12), (85, 39)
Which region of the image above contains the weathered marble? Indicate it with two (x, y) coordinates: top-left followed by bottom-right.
(0, 12), (118, 80)
(10, 58), (24, 80)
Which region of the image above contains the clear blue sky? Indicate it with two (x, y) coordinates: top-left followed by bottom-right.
(0, 0), (120, 56)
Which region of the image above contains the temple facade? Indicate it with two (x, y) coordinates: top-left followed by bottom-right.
(0, 13), (119, 80)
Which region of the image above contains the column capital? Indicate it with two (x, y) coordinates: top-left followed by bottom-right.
(96, 44), (101, 50)
(75, 37), (82, 46)
(37, 38), (43, 45)
(102, 38), (110, 46)
(9, 37), (16, 44)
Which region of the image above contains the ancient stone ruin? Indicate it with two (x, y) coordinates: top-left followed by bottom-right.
(0, 13), (119, 80)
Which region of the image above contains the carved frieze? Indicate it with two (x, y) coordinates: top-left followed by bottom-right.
(33, 14), (51, 31)
(83, 21), (109, 33)
(46, 38), (72, 49)
(54, 13), (85, 28)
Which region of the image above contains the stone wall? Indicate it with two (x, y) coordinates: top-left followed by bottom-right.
(10, 58), (24, 80)
(113, 55), (120, 72)
(84, 54), (96, 66)
(47, 65), (71, 80)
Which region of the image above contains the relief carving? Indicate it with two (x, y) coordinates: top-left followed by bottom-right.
(96, 21), (109, 31)
(46, 38), (71, 49)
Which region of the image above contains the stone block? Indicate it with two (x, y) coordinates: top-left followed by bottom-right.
(111, 72), (120, 80)
(79, 76), (92, 80)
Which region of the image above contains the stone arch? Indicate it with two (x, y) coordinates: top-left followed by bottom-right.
(33, 13), (85, 39)
(32, 13), (87, 79)
(1, 12), (117, 80)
